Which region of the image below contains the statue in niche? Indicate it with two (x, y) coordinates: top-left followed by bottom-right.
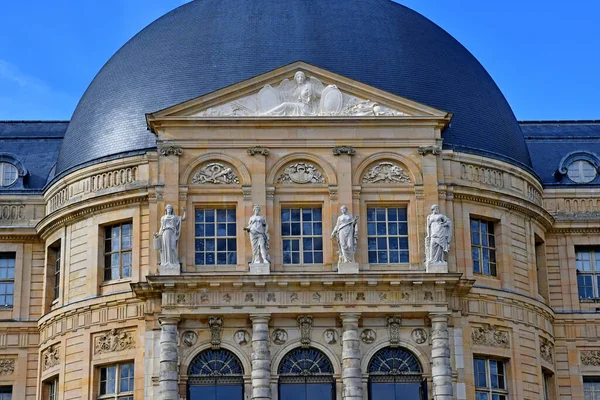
(331, 205), (359, 264)
(154, 204), (186, 268)
(244, 205), (270, 265)
(425, 204), (452, 265)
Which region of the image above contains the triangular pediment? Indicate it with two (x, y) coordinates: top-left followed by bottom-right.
(147, 62), (450, 129)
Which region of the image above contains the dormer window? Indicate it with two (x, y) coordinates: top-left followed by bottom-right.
(567, 160), (597, 183)
(0, 163), (17, 187)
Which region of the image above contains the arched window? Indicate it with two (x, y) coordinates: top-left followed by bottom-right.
(187, 348), (244, 400)
(0, 162), (18, 187)
(368, 347), (427, 400)
(278, 347), (334, 400)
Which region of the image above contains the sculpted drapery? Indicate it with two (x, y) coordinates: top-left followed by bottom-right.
(244, 205), (270, 264)
(331, 205), (359, 264)
(155, 204), (186, 267)
(425, 204), (452, 264)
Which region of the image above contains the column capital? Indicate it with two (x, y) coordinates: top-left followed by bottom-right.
(159, 316), (181, 326)
(340, 312), (361, 324)
(428, 311), (451, 322)
(249, 313), (271, 324)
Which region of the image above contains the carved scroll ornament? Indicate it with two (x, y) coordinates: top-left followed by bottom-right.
(95, 329), (135, 354)
(192, 163), (240, 185)
(362, 162), (411, 184)
(276, 163), (325, 184)
(471, 325), (509, 349)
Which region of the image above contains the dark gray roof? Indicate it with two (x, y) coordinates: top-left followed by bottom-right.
(522, 121), (600, 186)
(56, 0), (532, 176)
(0, 121), (67, 192)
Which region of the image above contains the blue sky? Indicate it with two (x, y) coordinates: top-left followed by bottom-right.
(0, 0), (598, 121)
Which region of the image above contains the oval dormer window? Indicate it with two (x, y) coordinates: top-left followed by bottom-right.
(0, 163), (18, 187)
(567, 160), (597, 183)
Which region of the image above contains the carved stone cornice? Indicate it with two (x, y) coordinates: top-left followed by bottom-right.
(471, 324), (510, 349)
(418, 145), (442, 156)
(159, 145), (183, 156)
(247, 147), (270, 156)
(332, 146), (356, 156)
(94, 329), (136, 354)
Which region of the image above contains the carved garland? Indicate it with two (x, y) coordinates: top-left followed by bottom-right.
(94, 329), (135, 354)
(471, 324), (510, 349)
(191, 163), (240, 185)
(581, 350), (600, 366)
(362, 162), (411, 184)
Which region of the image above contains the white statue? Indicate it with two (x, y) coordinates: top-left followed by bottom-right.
(262, 71), (327, 116)
(331, 205), (359, 264)
(425, 204), (452, 266)
(244, 205), (270, 265)
(154, 204), (186, 269)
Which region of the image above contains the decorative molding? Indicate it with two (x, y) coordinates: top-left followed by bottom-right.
(526, 183), (543, 206)
(159, 145), (183, 156)
(276, 163), (325, 184)
(471, 324), (509, 349)
(581, 350), (600, 366)
(247, 147), (270, 156)
(182, 331), (198, 347)
(48, 166), (139, 213)
(0, 359), (15, 375)
(0, 204), (26, 221)
(418, 145), (442, 156)
(191, 163), (240, 185)
(272, 329), (288, 345)
(362, 162), (411, 184)
(555, 150), (600, 182)
(332, 146), (356, 156)
(360, 329), (376, 344)
(43, 345), (60, 370)
(459, 163), (504, 189)
(540, 337), (553, 363)
(411, 329), (427, 344)
(94, 329), (135, 354)
(297, 315), (313, 348)
(208, 316), (224, 349)
(386, 316), (402, 347)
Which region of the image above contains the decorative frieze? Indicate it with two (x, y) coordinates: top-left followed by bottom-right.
(540, 337), (553, 363)
(386, 316), (402, 347)
(94, 329), (135, 354)
(43, 345), (60, 370)
(0, 359), (15, 375)
(208, 316), (223, 349)
(0, 204), (25, 221)
(527, 183), (543, 206)
(297, 316), (313, 348)
(471, 324), (510, 348)
(332, 146), (356, 156)
(158, 145), (183, 156)
(581, 350), (600, 366)
(362, 162), (411, 184)
(48, 166), (139, 213)
(276, 163), (325, 184)
(191, 163), (240, 184)
(459, 163), (504, 189)
(247, 146), (270, 156)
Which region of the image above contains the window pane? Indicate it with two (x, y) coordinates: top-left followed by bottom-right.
(367, 207), (409, 264)
(195, 209), (237, 266)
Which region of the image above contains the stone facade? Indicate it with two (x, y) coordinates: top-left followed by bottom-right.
(0, 63), (597, 400)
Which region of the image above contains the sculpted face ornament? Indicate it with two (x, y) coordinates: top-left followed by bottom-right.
(234, 330), (250, 346)
(272, 329), (288, 345)
(361, 329), (377, 344)
(323, 329), (339, 345)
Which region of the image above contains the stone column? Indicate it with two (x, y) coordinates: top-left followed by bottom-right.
(159, 317), (180, 400)
(340, 313), (362, 400)
(250, 314), (271, 400)
(430, 312), (452, 400)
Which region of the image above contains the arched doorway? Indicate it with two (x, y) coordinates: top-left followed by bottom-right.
(278, 347), (335, 400)
(187, 348), (244, 400)
(368, 347), (427, 400)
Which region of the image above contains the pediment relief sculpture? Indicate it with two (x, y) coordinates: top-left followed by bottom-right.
(194, 71), (409, 117)
(276, 162), (325, 184)
(191, 162), (240, 185)
(362, 161), (411, 184)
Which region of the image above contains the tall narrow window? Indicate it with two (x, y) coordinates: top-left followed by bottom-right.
(470, 218), (497, 276)
(195, 208), (237, 266)
(99, 363), (134, 400)
(45, 379), (58, 400)
(367, 207), (409, 264)
(281, 208), (323, 265)
(0, 386), (11, 400)
(473, 358), (507, 399)
(0, 253), (15, 307)
(104, 222), (133, 281)
(52, 244), (61, 301)
(576, 247), (600, 299)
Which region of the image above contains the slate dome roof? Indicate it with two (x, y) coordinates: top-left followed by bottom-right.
(56, 0), (532, 176)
